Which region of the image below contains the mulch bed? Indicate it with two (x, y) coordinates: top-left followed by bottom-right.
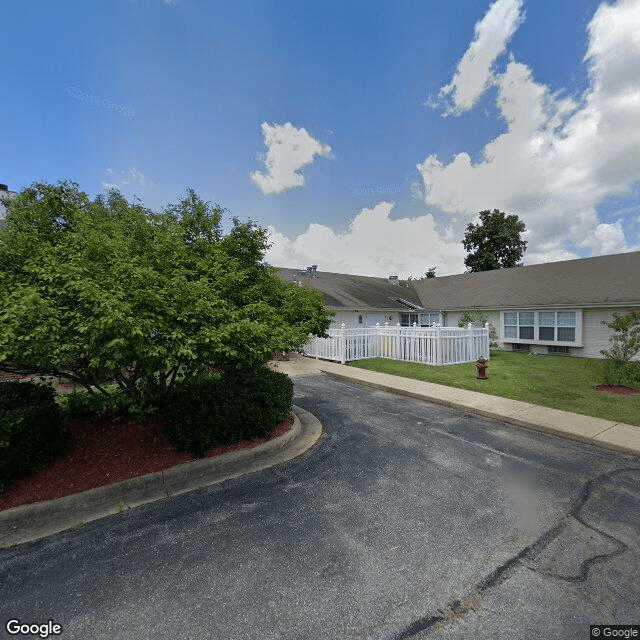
(0, 413), (293, 512)
(594, 384), (640, 396)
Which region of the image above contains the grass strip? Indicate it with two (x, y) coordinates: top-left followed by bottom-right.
(349, 351), (640, 426)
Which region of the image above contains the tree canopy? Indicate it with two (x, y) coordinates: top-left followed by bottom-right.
(462, 209), (527, 272)
(0, 181), (331, 407)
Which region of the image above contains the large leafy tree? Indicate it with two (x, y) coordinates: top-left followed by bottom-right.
(0, 181), (331, 407)
(462, 209), (527, 272)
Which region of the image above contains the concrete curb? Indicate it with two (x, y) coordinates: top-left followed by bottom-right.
(0, 405), (323, 549)
(320, 366), (640, 458)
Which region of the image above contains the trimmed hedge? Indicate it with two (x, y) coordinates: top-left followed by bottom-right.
(0, 381), (69, 492)
(164, 367), (293, 456)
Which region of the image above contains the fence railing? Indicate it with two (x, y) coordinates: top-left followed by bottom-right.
(303, 323), (490, 365)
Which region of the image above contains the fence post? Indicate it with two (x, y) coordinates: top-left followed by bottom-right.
(485, 322), (490, 359)
(309, 332), (318, 359)
(395, 323), (401, 360)
(375, 323), (380, 358)
(340, 323), (346, 364)
(436, 325), (442, 365)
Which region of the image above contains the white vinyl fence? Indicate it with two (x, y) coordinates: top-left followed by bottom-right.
(303, 323), (490, 366)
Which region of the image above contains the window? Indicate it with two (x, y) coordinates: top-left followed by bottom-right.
(512, 343), (530, 351)
(538, 312), (555, 341)
(502, 310), (579, 344)
(504, 312), (517, 339)
(400, 312), (418, 326)
(401, 312), (440, 326)
(519, 312), (534, 339)
(420, 312), (440, 326)
(557, 312), (576, 342)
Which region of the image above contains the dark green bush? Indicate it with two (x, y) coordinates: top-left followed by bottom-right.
(163, 367), (293, 457)
(222, 367), (293, 438)
(0, 381), (69, 492)
(57, 385), (153, 420)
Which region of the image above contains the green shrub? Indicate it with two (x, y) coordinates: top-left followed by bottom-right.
(600, 359), (640, 387)
(458, 310), (498, 347)
(222, 367), (293, 438)
(163, 370), (226, 456)
(57, 384), (155, 420)
(600, 310), (640, 385)
(163, 367), (293, 456)
(0, 381), (69, 492)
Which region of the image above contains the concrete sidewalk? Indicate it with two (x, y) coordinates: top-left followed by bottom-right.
(269, 353), (640, 457)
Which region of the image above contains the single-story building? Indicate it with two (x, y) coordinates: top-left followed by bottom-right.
(277, 266), (429, 329)
(278, 250), (640, 360)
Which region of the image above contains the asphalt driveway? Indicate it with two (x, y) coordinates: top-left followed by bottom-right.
(1, 374), (639, 639)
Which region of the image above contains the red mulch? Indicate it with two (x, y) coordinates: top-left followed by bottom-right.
(595, 384), (640, 396)
(0, 371), (26, 382)
(0, 413), (293, 512)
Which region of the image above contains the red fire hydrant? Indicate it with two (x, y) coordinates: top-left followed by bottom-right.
(475, 358), (489, 380)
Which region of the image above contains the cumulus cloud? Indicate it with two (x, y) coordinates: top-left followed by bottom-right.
(265, 202), (465, 277)
(419, 0), (640, 261)
(578, 220), (627, 255)
(251, 122), (332, 194)
(437, 0), (525, 115)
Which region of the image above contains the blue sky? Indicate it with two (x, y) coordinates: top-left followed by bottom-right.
(2, 0), (639, 276)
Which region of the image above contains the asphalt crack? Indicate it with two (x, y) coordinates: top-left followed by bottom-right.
(392, 466), (640, 639)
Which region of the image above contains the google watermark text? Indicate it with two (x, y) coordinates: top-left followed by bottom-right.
(6, 619), (63, 638)
(66, 86), (135, 119)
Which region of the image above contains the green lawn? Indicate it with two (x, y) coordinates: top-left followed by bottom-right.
(348, 351), (640, 427)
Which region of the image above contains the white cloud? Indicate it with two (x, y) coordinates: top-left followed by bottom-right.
(129, 166), (148, 189)
(265, 202), (465, 277)
(437, 0), (525, 115)
(101, 166), (153, 199)
(251, 122), (332, 194)
(418, 0), (640, 262)
(578, 220), (628, 255)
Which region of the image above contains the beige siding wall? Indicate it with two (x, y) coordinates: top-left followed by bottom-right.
(579, 307), (640, 360)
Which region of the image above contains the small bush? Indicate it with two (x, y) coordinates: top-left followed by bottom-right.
(0, 381), (69, 492)
(163, 370), (226, 456)
(222, 367), (293, 438)
(600, 359), (640, 387)
(164, 367), (293, 457)
(57, 385), (153, 420)
(600, 310), (640, 385)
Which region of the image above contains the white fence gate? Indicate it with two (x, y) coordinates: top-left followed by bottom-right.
(303, 323), (490, 366)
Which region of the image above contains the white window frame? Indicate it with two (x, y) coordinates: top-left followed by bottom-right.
(400, 312), (441, 327)
(500, 309), (582, 346)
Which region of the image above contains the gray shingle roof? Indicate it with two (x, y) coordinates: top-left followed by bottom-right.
(412, 251), (640, 310)
(277, 268), (423, 310)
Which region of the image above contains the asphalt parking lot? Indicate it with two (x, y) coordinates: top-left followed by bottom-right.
(1, 374), (639, 640)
